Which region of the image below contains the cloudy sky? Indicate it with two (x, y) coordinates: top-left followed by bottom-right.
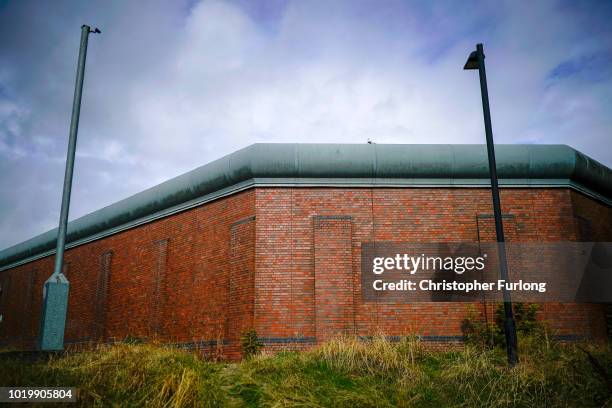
(0, 0), (611, 250)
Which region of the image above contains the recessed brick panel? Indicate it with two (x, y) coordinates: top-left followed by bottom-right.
(226, 216), (256, 358)
(314, 216), (354, 342)
(149, 240), (168, 337)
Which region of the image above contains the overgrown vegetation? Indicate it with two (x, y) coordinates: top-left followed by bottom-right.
(0, 334), (610, 407)
(240, 329), (263, 359)
(462, 303), (547, 349)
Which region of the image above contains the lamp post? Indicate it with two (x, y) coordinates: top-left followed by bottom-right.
(464, 43), (518, 365)
(39, 25), (100, 351)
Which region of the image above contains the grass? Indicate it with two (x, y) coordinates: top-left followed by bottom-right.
(0, 336), (610, 407)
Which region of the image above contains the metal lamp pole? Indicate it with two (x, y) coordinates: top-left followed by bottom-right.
(464, 43), (518, 365)
(39, 25), (100, 351)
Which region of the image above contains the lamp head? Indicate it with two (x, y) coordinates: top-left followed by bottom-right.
(81, 25), (101, 34)
(464, 50), (480, 70)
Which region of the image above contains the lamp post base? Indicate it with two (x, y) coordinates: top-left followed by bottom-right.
(39, 274), (70, 351)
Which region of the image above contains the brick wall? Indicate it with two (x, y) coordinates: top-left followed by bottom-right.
(0, 189), (255, 356)
(254, 187), (611, 349)
(0, 186), (609, 357)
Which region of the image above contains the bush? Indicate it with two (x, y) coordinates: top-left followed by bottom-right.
(462, 303), (547, 349)
(240, 329), (262, 359)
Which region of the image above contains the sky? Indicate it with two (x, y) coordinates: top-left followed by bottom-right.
(0, 0), (611, 250)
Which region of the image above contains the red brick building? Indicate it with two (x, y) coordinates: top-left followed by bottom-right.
(0, 144), (611, 358)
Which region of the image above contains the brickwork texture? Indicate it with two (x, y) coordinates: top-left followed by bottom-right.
(0, 187), (610, 358)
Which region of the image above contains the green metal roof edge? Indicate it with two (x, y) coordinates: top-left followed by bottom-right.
(0, 179), (606, 272)
(1, 143), (610, 270)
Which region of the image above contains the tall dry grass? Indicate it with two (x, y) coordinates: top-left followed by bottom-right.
(0, 335), (610, 407)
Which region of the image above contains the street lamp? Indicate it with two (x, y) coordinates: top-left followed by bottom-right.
(39, 25), (101, 351)
(464, 43), (518, 366)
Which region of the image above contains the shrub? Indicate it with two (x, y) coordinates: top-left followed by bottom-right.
(240, 329), (263, 359)
(462, 303), (547, 349)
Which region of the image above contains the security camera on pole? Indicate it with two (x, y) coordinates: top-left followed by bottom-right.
(39, 25), (100, 351)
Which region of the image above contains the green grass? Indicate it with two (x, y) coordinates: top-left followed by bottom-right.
(0, 336), (610, 407)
